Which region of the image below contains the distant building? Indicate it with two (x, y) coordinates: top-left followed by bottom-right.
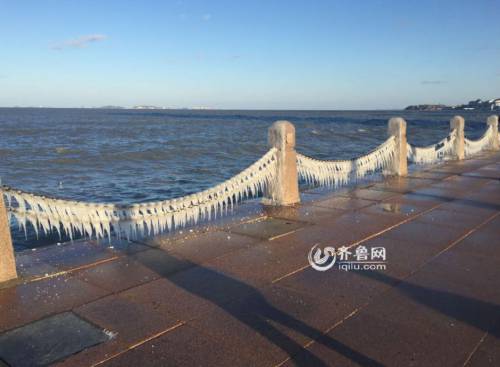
(489, 98), (500, 110)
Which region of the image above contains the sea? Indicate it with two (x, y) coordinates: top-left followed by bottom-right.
(0, 108), (493, 249)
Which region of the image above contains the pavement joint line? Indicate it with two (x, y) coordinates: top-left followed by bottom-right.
(268, 227), (305, 241)
(90, 321), (186, 367)
(130, 238), (160, 248)
(459, 174), (500, 181)
(273, 307), (367, 367)
(411, 211), (500, 275)
(462, 330), (489, 366)
(271, 265), (310, 284)
(24, 255), (120, 284)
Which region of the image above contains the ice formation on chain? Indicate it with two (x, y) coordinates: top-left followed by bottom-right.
(2, 148), (278, 240)
(407, 130), (457, 164)
(465, 125), (493, 156)
(296, 136), (396, 187)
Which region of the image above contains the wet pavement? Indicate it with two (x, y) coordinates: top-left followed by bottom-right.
(1, 152), (499, 366)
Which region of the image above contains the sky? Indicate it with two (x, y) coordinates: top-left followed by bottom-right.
(0, 0), (499, 109)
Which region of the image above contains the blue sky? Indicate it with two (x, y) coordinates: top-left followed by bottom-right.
(0, 0), (499, 109)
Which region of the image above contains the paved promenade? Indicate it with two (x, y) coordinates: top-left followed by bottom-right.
(1, 152), (500, 367)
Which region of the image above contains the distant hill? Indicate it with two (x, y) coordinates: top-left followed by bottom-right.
(98, 105), (125, 109)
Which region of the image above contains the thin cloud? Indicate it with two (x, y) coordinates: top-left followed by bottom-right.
(421, 80), (446, 85)
(51, 34), (107, 50)
(202, 13), (212, 21)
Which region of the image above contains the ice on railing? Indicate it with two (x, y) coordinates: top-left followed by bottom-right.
(2, 148), (278, 241)
(465, 125), (493, 157)
(296, 136), (396, 187)
(407, 130), (456, 164)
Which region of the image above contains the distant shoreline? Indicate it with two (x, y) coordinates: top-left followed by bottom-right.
(0, 104), (499, 113)
(405, 98), (500, 112)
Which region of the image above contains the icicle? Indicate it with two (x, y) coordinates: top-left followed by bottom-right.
(465, 126), (493, 157)
(297, 136), (396, 187)
(0, 148), (278, 241)
(407, 130), (457, 164)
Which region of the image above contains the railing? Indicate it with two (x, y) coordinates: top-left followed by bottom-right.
(0, 115), (499, 282)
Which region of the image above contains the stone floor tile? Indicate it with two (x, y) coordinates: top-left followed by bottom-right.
(33, 240), (118, 271)
(357, 234), (446, 279)
(276, 266), (397, 313)
(74, 294), (180, 342)
(454, 227), (500, 261)
(436, 199), (498, 217)
(15, 253), (59, 280)
(0, 312), (109, 367)
(479, 215), (500, 236)
(381, 220), (467, 249)
(131, 248), (194, 278)
(408, 186), (465, 202)
(463, 168), (500, 180)
(146, 230), (259, 264)
(118, 278), (221, 322)
(338, 188), (398, 201)
(98, 324), (261, 367)
(65, 294), (181, 367)
(312, 211), (404, 246)
(241, 285), (353, 337)
(369, 176), (435, 194)
(75, 257), (159, 293)
(204, 236), (317, 287)
(295, 271), (494, 367)
(407, 170), (456, 180)
(188, 303), (298, 366)
(164, 264), (258, 309)
(0, 275), (109, 333)
(415, 208), (494, 230)
(360, 201), (425, 219)
(312, 197), (376, 211)
(228, 217), (307, 240)
(91, 238), (151, 255)
(263, 204), (346, 223)
(409, 246), (500, 305)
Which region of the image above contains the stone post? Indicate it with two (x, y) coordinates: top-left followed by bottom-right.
(0, 192), (17, 282)
(450, 116), (465, 160)
(265, 121), (300, 206)
(487, 115), (499, 150)
(388, 117), (407, 176)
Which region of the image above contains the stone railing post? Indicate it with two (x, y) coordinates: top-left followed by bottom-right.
(0, 192), (17, 282)
(487, 115), (499, 150)
(450, 116), (465, 160)
(388, 117), (407, 176)
(265, 121), (300, 206)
